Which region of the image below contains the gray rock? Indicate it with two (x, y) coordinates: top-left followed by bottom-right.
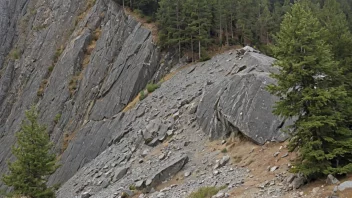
(135, 180), (145, 189)
(147, 155), (188, 188)
(189, 103), (198, 114)
(270, 166), (278, 172)
(159, 154), (166, 161)
(197, 52), (291, 145)
(220, 156), (230, 166)
(157, 192), (166, 198)
(113, 167), (129, 182)
(291, 174), (306, 189)
(335, 181), (352, 191)
(81, 192), (91, 198)
(326, 174), (339, 185)
(142, 149), (150, 157)
(213, 170), (220, 176)
(213, 192), (225, 198)
(184, 171), (191, 177)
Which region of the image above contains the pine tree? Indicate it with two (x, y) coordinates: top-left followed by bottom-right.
(2, 106), (59, 198)
(268, 2), (352, 178)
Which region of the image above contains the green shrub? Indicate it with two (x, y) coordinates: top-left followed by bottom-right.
(146, 83), (160, 93)
(221, 148), (228, 153)
(145, 16), (153, 23)
(188, 186), (226, 198)
(48, 65), (54, 72)
(54, 114), (61, 123)
(134, 9), (144, 18)
(200, 53), (211, 62)
(139, 90), (147, 101)
(129, 185), (136, 191)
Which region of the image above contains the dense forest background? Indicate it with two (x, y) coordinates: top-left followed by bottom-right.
(115, 0), (352, 60)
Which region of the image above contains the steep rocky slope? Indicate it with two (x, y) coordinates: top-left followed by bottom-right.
(0, 0), (290, 197)
(55, 48), (288, 197)
(0, 0), (170, 188)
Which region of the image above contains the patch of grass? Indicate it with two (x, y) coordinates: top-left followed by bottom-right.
(48, 65), (54, 72)
(146, 83), (160, 93)
(10, 49), (20, 60)
(37, 79), (48, 97)
(139, 90), (147, 101)
(188, 186), (226, 198)
(129, 185), (136, 191)
(221, 148), (228, 153)
(54, 113), (61, 123)
(33, 24), (48, 31)
(53, 47), (64, 63)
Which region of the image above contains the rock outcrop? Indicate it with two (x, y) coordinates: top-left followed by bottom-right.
(197, 51), (290, 144)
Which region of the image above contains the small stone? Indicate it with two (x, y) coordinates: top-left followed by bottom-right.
(145, 179), (152, 186)
(281, 153), (289, 158)
(141, 149), (149, 157)
(221, 140), (226, 145)
(81, 192), (91, 198)
(166, 130), (174, 136)
(326, 174), (339, 185)
(160, 187), (170, 192)
(273, 152), (280, 157)
(184, 171), (191, 177)
(139, 159), (144, 163)
(157, 192), (166, 198)
(299, 192), (304, 196)
(312, 187), (320, 194)
(270, 166), (278, 172)
(220, 155), (230, 166)
(213, 170), (220, 176)
(214, 192), (225, 198)
(135, 180), (145, 189)
(159, 153), (166, 160)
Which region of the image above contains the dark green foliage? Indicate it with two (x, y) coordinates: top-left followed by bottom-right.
(268, 1), (352, 178)
(2, 106), (59, 198)
(146, 83), (160, 93)
(54, 113), (61, 124)
(221, 148), (227, 153)
(139, 90), (147, 101)
(116, 0), (352, 60)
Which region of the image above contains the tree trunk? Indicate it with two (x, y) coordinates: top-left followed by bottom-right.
(230, 13), (234, 39)
(177, 0), (181, 62)
(199, 23), (201, 60)
(226, 20), (229, 46)
(219, 0), (222, 45)
(191, 36), (194, 62)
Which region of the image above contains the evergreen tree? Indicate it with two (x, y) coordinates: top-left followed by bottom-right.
(2, 106), (59, 198)
(268, 1), (352, 178)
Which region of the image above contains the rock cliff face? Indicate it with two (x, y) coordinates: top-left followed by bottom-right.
(0, 0), (289, 197)
(0, 0), (162, 187)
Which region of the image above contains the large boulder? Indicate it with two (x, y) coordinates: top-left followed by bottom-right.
(197, 52), (290, 145)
